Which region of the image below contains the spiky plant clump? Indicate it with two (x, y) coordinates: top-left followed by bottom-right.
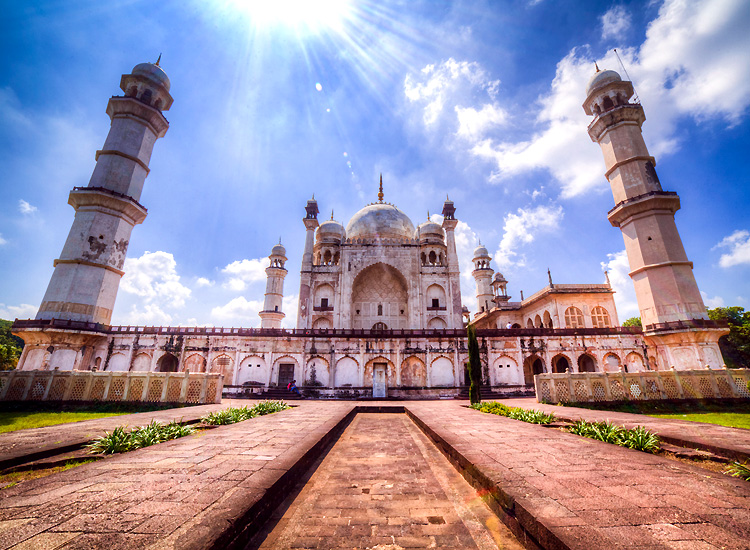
(619, 425), (660, 453)
(200, 401), (289, 426)
(86, 426), (132, 454)
(568, 419), (660, 453)
(725, 461), (750, 481)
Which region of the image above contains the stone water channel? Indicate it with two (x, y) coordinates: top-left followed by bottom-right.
(246, 412), (525, 549)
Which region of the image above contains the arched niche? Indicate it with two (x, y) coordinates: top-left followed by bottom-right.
(401, 356), (426, 387)
(183, 354), (207, 373)
(157, 353), (178, 372)
(426, 284), (447, 309)
(305, 356), (329, 387)
(431, 356), (454, 387)
(351, 263), (408, 330)
(131, 353), (151, 372)
(523, 355), (545, 384)
(238, 355), (267, 385)
(427, 317), (446, 329)
(335, 357), (359, 387)
(577, 354), (597, 372)
(551, 354), (571, 373)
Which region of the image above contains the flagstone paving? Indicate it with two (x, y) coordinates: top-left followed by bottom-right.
(0, 399), (749, 549)
(496, 397), (750, 462)
(0, 399), (252, 469)
(407, 401), (750, 550)
(248, 412), (525, 549)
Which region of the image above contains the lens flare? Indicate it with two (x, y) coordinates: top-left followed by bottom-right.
(225, 0), (351, 31)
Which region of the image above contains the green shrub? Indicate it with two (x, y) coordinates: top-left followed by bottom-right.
(86, 420), (195, 455)
(86, 426), (133, 454)
(725, 461), (750, 481)
(568, 419), (660, 453)
(470, 401), (556, 424)
(201, 401), (289, 426)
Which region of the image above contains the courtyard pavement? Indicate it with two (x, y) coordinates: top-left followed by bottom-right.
(497, 398), (750, 462)
(0, 400), (748, 549)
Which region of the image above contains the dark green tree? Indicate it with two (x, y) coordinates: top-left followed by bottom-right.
(622, 317), (642, 327)
(0, 319), (23, 370)
(707, 307), (750, 368)
(467, 324), (482, 404)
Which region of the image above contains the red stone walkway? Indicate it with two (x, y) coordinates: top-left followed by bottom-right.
(249, 412), (524, 549)
(0, 400), (748, 549)
(0, 399), (251, 470)
(408, 401), (750, 550)
(498, 397), (750, 462)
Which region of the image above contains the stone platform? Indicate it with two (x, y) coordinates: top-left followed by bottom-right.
(0, 400), (748, 549)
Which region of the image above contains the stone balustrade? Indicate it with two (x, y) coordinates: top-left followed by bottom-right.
(0, 370), (223, 404)
(535, 368), (750, 404)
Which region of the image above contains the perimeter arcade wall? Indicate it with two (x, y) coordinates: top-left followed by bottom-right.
(535, 368), (750, 404)
(0, 370), (223, 405)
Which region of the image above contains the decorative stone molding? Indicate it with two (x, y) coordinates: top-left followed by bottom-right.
(534, 368), (750, 404)
(0, 370), (223, 404)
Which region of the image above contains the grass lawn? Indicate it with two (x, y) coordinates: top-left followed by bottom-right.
(0, 411), (131, 434)
(648, 412), (750, 430)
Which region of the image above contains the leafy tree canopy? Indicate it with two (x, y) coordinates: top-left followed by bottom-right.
(622, 317), (642, 327)
(707, 307), (750, 369)
(0, 319), (24, 370)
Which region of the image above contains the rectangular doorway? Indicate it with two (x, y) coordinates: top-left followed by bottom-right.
(373, 363), (387, 398)
(278, 364), (294, 388)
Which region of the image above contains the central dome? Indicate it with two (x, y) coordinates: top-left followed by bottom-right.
(346, 203), (415, 241)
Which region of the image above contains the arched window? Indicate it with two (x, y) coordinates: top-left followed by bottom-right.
(421, 252), (427, 266)
(372, 322), (387, 330)
(526, 318), (534, 328)
(534, 314), (542, 328)
(323, 249), (332, 265)
(591, 306), (611, 328)
(377, 304), (383, 316)
(543, 310), (553, 328)
(428, 250), (437, 265)
(564, 306), (585, 328)
(140, 89), (153, 105)
(602, 96), (614, 111)
(126, 86), (138, 97)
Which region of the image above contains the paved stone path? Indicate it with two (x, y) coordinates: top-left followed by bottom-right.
(249, 412), (524, 549)
(0, 402), (356, 550)
(0, 400), (749, 549)
(497, 398), (750, 462)
(408, 401), (750, 550)
(0, 400), (250, 469)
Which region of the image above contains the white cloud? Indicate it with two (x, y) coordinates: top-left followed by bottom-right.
(0, 234), (6, 246)
(0, 303), (38, 320)
(18, 199), (37, 215)
(413, 0), (750, 198)
(601, 250), (640, 322)
(701, 291), (725, 309)
(211, 296), (264, 326)
(455, 103), (507, 141)
(601, 6), (632, 40)
(281, 294), (299, 328)
(495, 204), (563, 267)
(221, 258), (268, 291)
(120, 251), (192, 324)
(196, 277), (214, 287)
(714, 229), (750, 267)
(404, 58), (500, 129)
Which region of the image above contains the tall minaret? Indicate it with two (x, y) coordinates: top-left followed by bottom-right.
(584, 68), (725, 368)
(297, 197), (319, 329)
(441, 198), (463, 328)
(36, 60), (172, 326)
(472, 244), (494, 315)
(260, 242), (288, 329)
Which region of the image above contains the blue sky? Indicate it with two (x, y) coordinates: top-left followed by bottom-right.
(1, 0), (749, 328)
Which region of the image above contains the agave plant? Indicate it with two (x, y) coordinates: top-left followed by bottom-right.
(619, 426), (660, 453)
(725, 461), (750, 481)
(86, 426), (132, 454)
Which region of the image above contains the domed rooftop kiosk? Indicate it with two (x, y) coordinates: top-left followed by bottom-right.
(345, 176), (415, 241)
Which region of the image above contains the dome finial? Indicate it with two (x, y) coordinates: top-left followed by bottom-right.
(156, 53), (162, 67)
(427, 210), (430, 221)
(378, 174), (384, 203)
(279, 236), (282, 245)
(331, 209), (334, 220)
(594, 61), (599, 72)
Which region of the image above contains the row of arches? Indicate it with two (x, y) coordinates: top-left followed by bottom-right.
(525, 306), (612, 329)
(314, 248), (340, 266)
(420, 249), (445, 266)
(519, 351), (646, 384)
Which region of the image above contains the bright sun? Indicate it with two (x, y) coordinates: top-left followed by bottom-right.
(225, 0), (352, 31)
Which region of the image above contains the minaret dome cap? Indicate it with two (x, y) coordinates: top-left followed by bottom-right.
(271, 243), (286, 256)
(585, 69), (622, 97)
(473, 244), (490, 258)
(132, 62), (171, 91)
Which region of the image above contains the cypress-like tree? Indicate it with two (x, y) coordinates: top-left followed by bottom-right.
(467, 324), (482, 404)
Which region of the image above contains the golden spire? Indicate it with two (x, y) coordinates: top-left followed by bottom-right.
(331, 209), (334, 220)
(427, 210), (430, 220)
(594, 61), (600, 72)
(378, 174), (384, 203)
(156, 53), (162, 66)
